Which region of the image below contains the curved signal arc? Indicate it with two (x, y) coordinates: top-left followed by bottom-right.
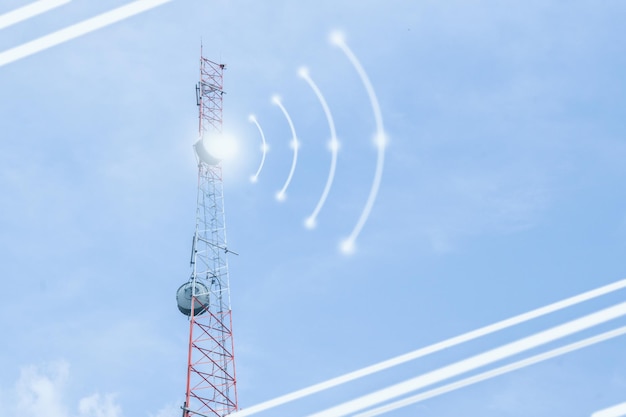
(298, 67), (340, 229)
(272, 95), (300, 201)
(248, 114), (268, 183)
(329, 31), (388, 255)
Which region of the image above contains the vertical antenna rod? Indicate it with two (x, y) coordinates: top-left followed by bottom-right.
(178, 51), (237, 417)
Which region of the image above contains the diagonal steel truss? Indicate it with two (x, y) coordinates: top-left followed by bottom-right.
(183, 55), (238, 417)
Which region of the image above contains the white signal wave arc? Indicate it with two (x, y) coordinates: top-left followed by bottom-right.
(0, 0), (71, 30)
(227, 279), (626, 417)
(329, 30), (387, 255)
(593, 402), (626, 417)
(356, 326), (626, 417)
(298, 66), (340, 230)
(0, 0), (172, 68)
(248, 114), (268, 183)
(309, 302), (626, 417)
(272, 95), (300, 201)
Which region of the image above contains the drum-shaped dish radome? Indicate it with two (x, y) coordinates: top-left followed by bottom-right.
(176, 280), (210, 316)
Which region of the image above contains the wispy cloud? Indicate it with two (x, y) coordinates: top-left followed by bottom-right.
(378, 164), (550, 254)
(78, 394), (122, 417)
(2, 361), (122, 417)
(150, 403), (181, 417)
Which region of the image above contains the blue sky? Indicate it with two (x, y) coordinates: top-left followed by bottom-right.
(1, 1), (626, 416)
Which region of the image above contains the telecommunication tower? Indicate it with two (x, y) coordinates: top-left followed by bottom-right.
(176, 53), (238, 417)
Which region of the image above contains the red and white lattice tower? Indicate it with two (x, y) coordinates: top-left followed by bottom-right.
(176, 53), (238, 417)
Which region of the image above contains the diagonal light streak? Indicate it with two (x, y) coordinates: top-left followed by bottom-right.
(355, 325), (626, 417)
(248, 114), (268, 183)
(593, 402), (626, 417)
(228, 279), (626, 417)
(0, 0), (71, 30)
(308, 302), (626, 417)
(272, 95), (299, 202)
(298, 66), (340, 230)
(329, 30), (387, 255)
(0, 0), (172, 68)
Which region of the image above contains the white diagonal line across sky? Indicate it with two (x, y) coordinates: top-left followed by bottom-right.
(309, 302), (626, 417)
(230, 279), (626, 417)
(0, 0), (173, 68)
(593, 402), (626, 417)
(0, 0), (70, 30)
(355, 326), (626, 417)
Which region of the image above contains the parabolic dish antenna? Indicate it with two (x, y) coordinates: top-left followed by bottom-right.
(176, 280), (210, 316)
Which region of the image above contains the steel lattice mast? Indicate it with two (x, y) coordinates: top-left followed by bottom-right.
(177, 53), (238, 417)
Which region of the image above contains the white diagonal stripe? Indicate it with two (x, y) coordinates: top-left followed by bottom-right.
(0, 0), (172, 67)
(229, 279), (626, 417)
(0, 0), (70, 30)
(356, 326), (626, 416)
(592, 402), (626, 417)
(308, 302), (626, 417)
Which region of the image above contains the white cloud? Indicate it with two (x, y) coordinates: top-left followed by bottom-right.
(15, 361), (70, 417)
(78, 394), (122, 417)
(2, 361), (122, 417)
(149, 403), (180, 417)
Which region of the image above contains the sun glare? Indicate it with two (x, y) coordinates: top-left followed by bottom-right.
(203, 132), (240, 161)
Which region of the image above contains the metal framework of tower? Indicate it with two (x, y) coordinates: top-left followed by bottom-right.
(182, 55), (238, 417)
